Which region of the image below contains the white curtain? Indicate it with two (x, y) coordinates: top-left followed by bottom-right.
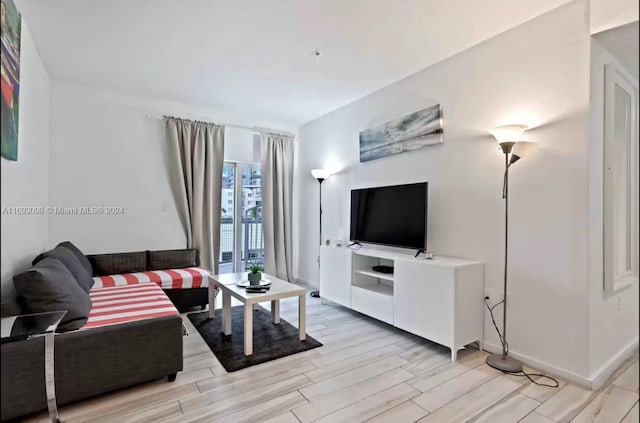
(166, 117), (225, 272)
(261, 133), (294, 281)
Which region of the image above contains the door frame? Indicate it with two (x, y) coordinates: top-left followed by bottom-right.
(603, 63), (639, 293)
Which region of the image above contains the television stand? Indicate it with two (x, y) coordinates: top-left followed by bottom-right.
(319, 245), (484, 361)
(414, 248), (425, 258)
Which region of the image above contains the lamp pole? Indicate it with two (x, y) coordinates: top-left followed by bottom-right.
(319, 177), (324, 248)
(310, 175), (325, 298)
(502, 148), (510, 359)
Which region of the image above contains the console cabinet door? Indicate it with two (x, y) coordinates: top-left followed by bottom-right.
(394, 261), (455, 347)
(320, 247), (351, 307)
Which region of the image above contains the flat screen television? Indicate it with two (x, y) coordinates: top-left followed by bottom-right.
(350, 182), (428, 250)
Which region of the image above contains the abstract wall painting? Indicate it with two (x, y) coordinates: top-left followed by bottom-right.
(1, 0), (21, 161)
(359, 104), (443, 162)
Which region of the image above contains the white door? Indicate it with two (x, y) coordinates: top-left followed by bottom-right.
(219, 162), (264, 274)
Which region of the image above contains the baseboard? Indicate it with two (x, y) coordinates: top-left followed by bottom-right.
(295, 277), (318, 289)
(590, 338), (639, 390)
(482, 342), (592, 388)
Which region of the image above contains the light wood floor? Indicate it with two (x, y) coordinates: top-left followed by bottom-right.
(25, 290), (639, 423)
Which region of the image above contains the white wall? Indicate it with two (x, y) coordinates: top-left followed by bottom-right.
(48, 81), (293, 254)
(1, 21), (50, 301)
(588, 38), (639, 383)
(224, 127), (260, 164)
(296, 0), (593, 380)
(590, 0), (639, 34)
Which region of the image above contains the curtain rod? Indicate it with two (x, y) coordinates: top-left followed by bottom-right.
(146, 114), (294, 137)
(146, 114), (260, 134)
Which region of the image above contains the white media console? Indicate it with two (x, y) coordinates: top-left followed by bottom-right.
(320, 245), (485, 360)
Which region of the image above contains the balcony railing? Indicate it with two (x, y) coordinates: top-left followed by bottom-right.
(219, 205), (264, 272)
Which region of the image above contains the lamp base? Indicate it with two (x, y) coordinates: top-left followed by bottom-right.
(486, 353), (523, 373)
(309, 290), (321, 298)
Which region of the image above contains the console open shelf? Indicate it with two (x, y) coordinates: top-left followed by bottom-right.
(354, 269), (395, 282)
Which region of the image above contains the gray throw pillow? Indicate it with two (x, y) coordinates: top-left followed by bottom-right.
(148, 249), (199, 271)
(13, 258), (92, 332)
(57, 241), (93, 275)
(33, 246), (94, 292)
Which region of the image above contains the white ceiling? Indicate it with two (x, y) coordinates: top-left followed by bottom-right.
(594, 21), (639, 81)
(19, 0), (571, 127)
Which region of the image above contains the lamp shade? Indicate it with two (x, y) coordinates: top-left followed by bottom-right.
(512, 141), (537, 159)
(490, 125), (528, 143)
(311, 169), (331, 180)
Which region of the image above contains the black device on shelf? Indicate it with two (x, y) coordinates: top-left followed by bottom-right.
(350, 182), (428, 251)
(372, 265), (394, 274)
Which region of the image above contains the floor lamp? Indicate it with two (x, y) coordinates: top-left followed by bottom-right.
(310, 169), (331, 298)
(486, 125), (537, 373)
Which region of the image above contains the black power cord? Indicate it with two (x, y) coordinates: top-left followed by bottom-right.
(484, 297), (560, 388)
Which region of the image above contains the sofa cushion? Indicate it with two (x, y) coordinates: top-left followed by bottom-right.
(148, 249), (199, 271)
(13, 258), (92, 332)
(92, 267), (212, 290)
(33, 246), (94, 292)
(84, 283), (178, 329)
(88, 252), (147, 276)
(57, 241), (93, 275)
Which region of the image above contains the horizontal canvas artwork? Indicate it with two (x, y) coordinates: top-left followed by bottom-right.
(359, 104), (443, 162)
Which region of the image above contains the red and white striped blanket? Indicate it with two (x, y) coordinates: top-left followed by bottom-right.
(92, 267), (212, 290)
(84, 283), (179, 329)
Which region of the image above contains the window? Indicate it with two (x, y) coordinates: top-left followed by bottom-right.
(604, 64), (639, 292)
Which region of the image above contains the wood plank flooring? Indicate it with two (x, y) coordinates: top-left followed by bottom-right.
(24, 290), (639, 423)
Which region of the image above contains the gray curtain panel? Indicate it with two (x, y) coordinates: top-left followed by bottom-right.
(261, 133), (295, 281)
(166, 117), (225, 272)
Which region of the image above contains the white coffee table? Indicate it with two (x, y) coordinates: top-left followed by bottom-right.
(209, 272), (306, 356)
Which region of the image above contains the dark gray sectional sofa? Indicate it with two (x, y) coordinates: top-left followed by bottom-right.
(0, 243), (206, 421)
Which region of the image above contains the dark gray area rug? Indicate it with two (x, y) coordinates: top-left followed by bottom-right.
(187, 306), (322, 372)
